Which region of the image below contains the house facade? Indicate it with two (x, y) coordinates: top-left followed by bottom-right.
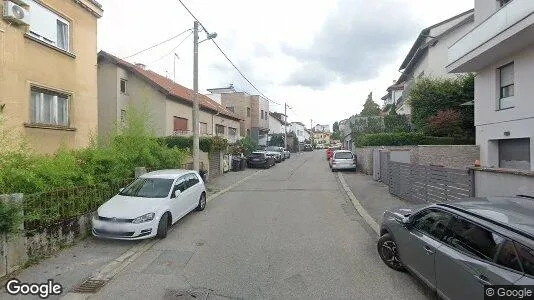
(313, 131), (331, 146)
(0, 0), (103, 153)
(268, 112), (287, 135)
(289, 122), (309, 143)
(388, 9), (475, 115)
(97, 51), (241, 143)
(207, 85), (269, 146)
(447, 0), (534, 171)
(314, 124), (330, 133)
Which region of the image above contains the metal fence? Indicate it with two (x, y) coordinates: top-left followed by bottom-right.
(389, 161), (474, 204)
(23, 178), (133, 232)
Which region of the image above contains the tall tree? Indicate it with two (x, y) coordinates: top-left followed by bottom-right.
(360, 92), (381, 116)
(332, 121), (339, 133)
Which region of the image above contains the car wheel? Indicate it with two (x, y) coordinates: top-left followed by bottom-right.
(156, 213), (169, 239)
(377, 233), (405, 271)
(196, 192), (206, 211)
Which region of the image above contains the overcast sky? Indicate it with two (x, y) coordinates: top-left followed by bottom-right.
(97, 0), (473, 129)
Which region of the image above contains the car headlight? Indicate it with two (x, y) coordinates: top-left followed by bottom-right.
(132, 213), (155, 224)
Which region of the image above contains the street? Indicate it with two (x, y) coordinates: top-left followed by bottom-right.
(87, 151), (428, 299)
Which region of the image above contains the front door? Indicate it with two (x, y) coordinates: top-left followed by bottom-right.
(397, 209), (455, 290)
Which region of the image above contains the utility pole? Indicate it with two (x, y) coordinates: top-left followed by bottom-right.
(284, 102), (288, 150)
(192, 21), (200, 171)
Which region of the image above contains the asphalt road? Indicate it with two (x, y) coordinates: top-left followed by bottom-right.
(90, 151), (429, 300)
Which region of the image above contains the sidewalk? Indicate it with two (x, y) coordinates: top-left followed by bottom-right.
(340, 172), (407, 225)
(1, 169), (258, 299)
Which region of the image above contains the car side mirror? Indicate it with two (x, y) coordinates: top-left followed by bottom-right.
(119, 188), (124, 193)
(393, 212), (411, 227)
(173, 190), (181, 198)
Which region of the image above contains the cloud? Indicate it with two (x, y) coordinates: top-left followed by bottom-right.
(282, 0), (422, 89)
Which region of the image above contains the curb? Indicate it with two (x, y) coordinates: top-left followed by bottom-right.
(61, 170), (262, 299)
(337, 172), (380, 235)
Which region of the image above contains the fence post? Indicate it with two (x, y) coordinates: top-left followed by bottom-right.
(469, 168), (476, 197)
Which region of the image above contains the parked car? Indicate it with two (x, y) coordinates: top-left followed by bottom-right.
(303, 144), (313, 151)
(377, 196), (534, 300)
(265, 146), (287, 160)
(330, 150), (357, 171)
(265, 150), (283, 163)
(92, 170), (206, 240)
(247, 151), (275, 168)
(326, 146), (341, 161)
(283, 149), (291, 159)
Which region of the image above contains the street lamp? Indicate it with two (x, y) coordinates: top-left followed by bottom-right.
(192, 21), (217, 171)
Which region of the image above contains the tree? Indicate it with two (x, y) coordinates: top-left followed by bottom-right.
(268, 134), (285, 147)
(384, 109), (410, 133)
(331, 121), (341, 140)
(428, 109), (463, 137)
(410, 74), (475, 137)
(332, 121), (339, 133)
(360, 92), (381, 116)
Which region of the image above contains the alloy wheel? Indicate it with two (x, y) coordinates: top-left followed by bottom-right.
(380, 240), (402, 268)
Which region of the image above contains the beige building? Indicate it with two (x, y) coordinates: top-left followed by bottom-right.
(0, 0), (103, 153)
(207, 85), (269, 146)
(313, 131), (331, 147)
(97, 51), (241, 143)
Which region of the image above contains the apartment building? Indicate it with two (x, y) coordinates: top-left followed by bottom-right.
(0, 0), (103, 153)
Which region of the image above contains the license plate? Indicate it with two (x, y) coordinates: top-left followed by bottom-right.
(252, 158), (260, 161)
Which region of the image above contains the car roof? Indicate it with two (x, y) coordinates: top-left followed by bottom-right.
(141, 169), (195, 179)
(439, 196), (534, 239)
(333, 150), (352, 153)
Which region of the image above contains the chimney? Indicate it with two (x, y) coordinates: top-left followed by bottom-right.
(135, 63), (146, 70)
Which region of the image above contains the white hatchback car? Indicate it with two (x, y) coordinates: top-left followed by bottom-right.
(92, 170), (206, 240)
(330, 150), (357, 171)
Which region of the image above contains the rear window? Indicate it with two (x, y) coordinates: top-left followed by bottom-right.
(266, 147), (281, 152)
(250, 153), (265, 158)
(334, 152), (353, 159)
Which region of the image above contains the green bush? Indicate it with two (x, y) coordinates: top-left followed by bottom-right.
(0, 199), (22, 235)
(161, 136), (227, 153)
(355, 132), (475, 147)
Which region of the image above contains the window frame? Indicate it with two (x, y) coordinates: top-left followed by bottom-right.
(26, 0), (71, 52)
(247, 107), (251, 117)
(199, 122), (208, 135)
(514, 241), (534, 278)
(29, 86), (71, 127)
(215, 124), (225, 136)
(498, 62), (515, 110)
(120, 79), (127, 94)
(120, 109), (126, 124)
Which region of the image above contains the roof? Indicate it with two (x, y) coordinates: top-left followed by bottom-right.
(269, 112), (289, 125)
(291, 122), (306, 127)
(397, 9), (474, 84)
(387, 83), (405, 91)
(446, 196), (534, 239)
(98, 51), (241, 122)
(141, 169), (195, 179)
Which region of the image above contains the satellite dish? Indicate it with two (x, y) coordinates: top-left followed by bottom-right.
(12, 5), (25, 19)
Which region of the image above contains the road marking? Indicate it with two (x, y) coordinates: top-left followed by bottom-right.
(337, 172), (380, 235)
(61, 170), (261, 299)
(207, 170), (262, 203)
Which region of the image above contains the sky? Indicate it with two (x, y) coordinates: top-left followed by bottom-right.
(97, 0), (474, 129)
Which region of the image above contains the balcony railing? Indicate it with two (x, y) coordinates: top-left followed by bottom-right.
(449, 1), (534, 65)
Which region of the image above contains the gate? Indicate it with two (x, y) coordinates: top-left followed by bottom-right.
(379, 151), (391, 186)
(389, 161), (474, 204)
(209, 151), (221, 180)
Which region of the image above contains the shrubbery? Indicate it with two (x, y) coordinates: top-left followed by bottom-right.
(355, 132), (475, 147)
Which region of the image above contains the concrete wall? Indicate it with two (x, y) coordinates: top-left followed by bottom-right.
(474, 168), (534, 197)
(221, 93), (252, 137)
(356, 146), (414, 174)
(475, 45), (534, 170)
(0, 0), (101, 153)
(97, 62), (119, 140)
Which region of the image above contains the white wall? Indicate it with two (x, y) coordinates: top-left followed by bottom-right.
(474, 0), (500, 26)
(269, 115), (284, 134)
(475, 45), (534, 170)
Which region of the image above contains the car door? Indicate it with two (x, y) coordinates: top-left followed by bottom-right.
(186, 173), (201, 210)
(514, 242), (534, 285)
(170, 175), (191, 222)
(396, 209), (454, 290)
(435, 217), (523, 300)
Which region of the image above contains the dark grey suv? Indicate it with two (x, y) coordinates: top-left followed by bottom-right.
(378, 196), (534, 300)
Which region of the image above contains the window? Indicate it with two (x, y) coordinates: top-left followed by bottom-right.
(515, 243), (534, 277)
(499, 138), (530, 170)
(226, 106), (234, 113)
(246, 129), (250, 136)
(229, 127), (237, 136)
(30, 87), (69, 126)
(446, 218), (502, 260)
(186, 173), (200, 188)
(173, 176), (189, 193)
(200, 122), (208, 135)
(499, 0), (512, 7)
(216, 124), (225, 136)
(120, 79), (127, 94)
(119, 178), (174, 198)
(27, 0), (70, 51)
(261, 110), (264, 119)
(499, 63), (514, 109)
(120, 109), (126, 124)
(334, 152), (353, 159)
(495, 239), (522, 272)
(173, 117), (188, 132)
(412, 209), (455, 240)
(247, 107), (251, 117)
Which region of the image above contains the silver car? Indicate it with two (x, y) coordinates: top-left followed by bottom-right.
(330, 150), (356, 171)
(378, 196), (534, 300)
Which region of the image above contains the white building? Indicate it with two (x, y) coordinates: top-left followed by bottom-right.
(314, 124), (330, 133)
(447, 0), (534, 171)
(388, 9), (475, 115)
(269, 112), (288, 135)
(290, 122), (309, 143)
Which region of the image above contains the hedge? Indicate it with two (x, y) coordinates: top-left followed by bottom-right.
(355, 132), (475, 147)
(160, 136), (228, 153)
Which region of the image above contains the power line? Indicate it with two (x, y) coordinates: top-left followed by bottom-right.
(147, 31), (193, 66)
(122, 28), (192, 60)
(174, 0), (281, 106)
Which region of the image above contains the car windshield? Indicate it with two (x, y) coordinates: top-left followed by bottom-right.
(265, 146), (282, 152)
(119, 177), (174, 198)
(334, 152), (353, 159)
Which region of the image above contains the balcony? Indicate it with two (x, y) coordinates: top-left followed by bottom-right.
(448, 1), (534, 72)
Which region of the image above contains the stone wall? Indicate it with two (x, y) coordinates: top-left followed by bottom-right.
(412, 145), (479, 169)
(355, 145), (479, 174)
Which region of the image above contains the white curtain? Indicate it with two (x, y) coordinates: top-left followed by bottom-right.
(57, 20), (69, 50)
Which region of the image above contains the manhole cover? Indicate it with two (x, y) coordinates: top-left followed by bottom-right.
(71, 279), (108, 293)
